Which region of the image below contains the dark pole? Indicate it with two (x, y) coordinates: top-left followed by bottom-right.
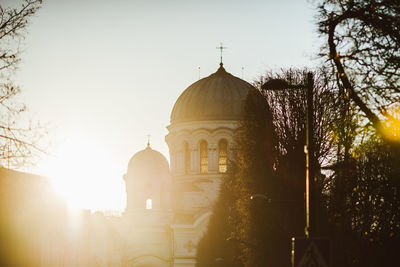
(305, 72), (314, 238)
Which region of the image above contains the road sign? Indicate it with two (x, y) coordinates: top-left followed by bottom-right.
(292, 237), (330, 267)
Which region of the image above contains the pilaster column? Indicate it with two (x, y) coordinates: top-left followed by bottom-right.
(177, 149), (184, 174)
(170, 152), (176, 173)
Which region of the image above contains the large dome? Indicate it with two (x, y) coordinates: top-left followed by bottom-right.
(170, 63), (257, 123)
(127, 144), (169, 177)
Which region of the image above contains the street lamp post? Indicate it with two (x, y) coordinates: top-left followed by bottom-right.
(261, 72), (314, 238)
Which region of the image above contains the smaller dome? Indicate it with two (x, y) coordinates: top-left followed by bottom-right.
(127, 144), (169, 178)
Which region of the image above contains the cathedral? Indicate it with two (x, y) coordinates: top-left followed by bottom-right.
(0, 62), (260, 267)
(120, 62), (258, 266)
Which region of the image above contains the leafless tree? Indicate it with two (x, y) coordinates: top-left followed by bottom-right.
(0, 0), (45, 168)
(317, 0), (400, 136)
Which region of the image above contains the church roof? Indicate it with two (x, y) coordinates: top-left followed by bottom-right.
(170, 63), (257, 123)
(127, 144), (169, 177)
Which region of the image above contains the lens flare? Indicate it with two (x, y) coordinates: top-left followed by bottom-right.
(39, 136), (125, 212)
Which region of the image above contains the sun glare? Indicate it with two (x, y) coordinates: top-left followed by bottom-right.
(383, 106), (400, 142)
(40, 136), (125, 212)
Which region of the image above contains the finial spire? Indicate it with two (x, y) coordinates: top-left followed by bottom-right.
(146, 134), (151, 148)
(216, 43), (227, 65)
(198, 66), (201, 80)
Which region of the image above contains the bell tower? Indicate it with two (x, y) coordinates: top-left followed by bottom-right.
(124, 142), (172, 224)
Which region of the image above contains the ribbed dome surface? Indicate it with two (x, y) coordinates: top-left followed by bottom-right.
(127, 145), (169, 177)
(170, 64), (256, 123)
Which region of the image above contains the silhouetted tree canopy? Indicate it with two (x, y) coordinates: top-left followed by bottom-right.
(259, 68), (337, 196)
(0, 0), (45, 168)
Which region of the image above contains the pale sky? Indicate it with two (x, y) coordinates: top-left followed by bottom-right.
(12, 0), (319, 211)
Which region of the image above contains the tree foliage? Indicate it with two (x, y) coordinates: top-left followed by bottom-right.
(0, 0), (44, 168)
(317, 0), (400, 134)
(325, 135), (400, 267)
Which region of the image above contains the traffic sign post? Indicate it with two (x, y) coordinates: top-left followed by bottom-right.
(291, 237), (330, 267)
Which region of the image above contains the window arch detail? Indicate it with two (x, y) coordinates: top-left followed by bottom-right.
(200, 140), (208, 173)
(218, 139), (228, 173)
(146, 198), (152, 210)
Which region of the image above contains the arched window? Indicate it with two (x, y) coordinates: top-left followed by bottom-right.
(184, 141), (190, 174)
(146, 198), (152, 210)
(218, 139), (228, 173)
(200, 140), (208, 173)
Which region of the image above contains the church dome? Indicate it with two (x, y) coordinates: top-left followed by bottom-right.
(170, 63), (257, 123)
(127, 143), (169, 178)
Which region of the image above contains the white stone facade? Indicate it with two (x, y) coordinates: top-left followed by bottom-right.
(112, 120), (237, 267)
(165, 120), (236, 266)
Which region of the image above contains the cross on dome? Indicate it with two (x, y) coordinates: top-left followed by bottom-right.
(146, 134), (151, 148)
(216, 42), (227, 64)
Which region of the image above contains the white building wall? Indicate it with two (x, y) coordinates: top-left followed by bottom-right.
(165, 120), (237, 266)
